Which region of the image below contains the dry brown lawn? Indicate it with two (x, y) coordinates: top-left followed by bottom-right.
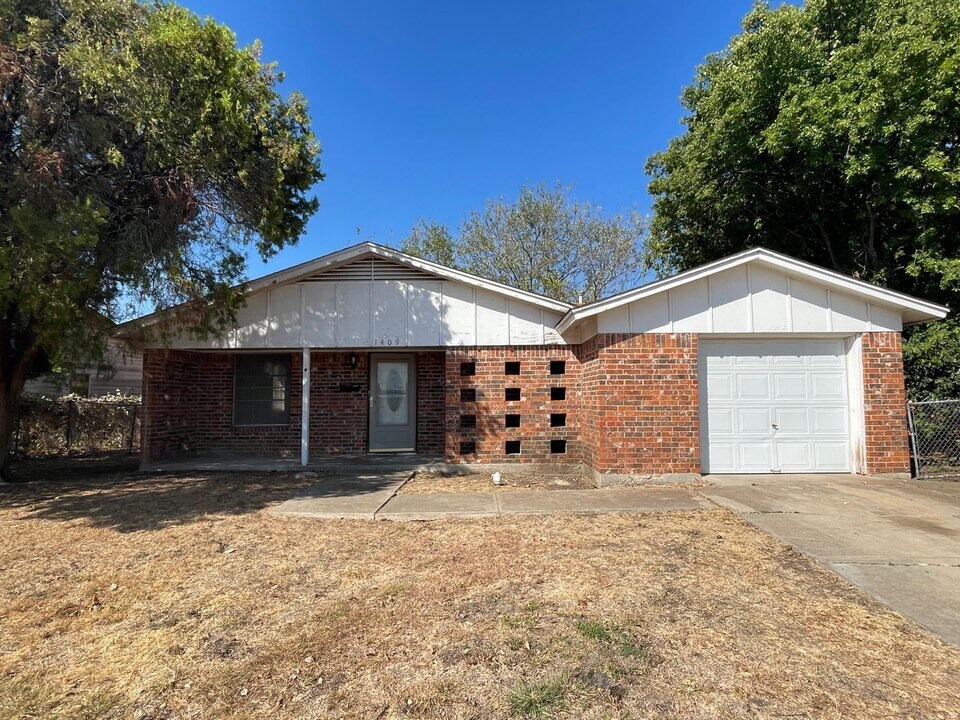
(398, 467), (595, 494)
(1, 457), (959, 719)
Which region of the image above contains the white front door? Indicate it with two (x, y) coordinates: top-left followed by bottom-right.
(369, 354), (416, 452)
(701, 339), (850, 473)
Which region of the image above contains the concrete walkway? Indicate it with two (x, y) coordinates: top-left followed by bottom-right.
(378, 486), (711, 520)
(704, 474), (960, 647)
(272, 473), (711, 521)
(271, 470), (412, 520)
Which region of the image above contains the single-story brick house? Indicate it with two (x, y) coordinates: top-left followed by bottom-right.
(123, 242), (948, 480)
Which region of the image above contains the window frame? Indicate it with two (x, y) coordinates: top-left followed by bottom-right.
(233, 353), (292, 427)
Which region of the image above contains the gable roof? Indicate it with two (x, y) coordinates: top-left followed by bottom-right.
(121, 241), (573, 330)
(556, 247), (949, 333)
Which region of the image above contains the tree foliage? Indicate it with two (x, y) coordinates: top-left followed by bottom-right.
(401, 183), (648, 304)
(0, 0), (322, 477)
(646, 0), (960, 398)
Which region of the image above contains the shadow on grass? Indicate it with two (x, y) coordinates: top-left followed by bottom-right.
(0, 453), (404, 532)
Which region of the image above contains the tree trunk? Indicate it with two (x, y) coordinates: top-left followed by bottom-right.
(0, 381), (23, 482)
(0, 330), (38, 482)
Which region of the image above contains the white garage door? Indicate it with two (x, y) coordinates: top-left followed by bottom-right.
(701, 339), (850, 473)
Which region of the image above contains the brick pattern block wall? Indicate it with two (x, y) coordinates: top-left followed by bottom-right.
(861, 332), (911, 474)
(444, 346), (580, 463)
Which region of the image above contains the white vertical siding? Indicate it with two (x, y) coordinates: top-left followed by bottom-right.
(161, 277), (566, 349)
(598, 266), (903, 336)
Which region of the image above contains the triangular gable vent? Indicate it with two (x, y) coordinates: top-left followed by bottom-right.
(304, 256), (441, 283)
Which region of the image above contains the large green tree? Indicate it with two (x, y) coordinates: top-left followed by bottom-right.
(646, 0), (960, 399)
(0, 0), (322, 479)
(401, 183), (648, 304)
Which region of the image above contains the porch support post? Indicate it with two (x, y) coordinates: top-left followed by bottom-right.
(301, 348), (310, 466)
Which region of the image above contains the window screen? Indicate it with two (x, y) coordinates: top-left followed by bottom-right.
(234, 354), (291, 426)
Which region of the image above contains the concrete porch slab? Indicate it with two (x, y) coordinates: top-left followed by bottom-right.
(142, 454), (442, 474)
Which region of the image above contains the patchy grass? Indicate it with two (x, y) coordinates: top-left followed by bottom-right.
(509, 676), (566, 717)
(1, 458), (960, 719)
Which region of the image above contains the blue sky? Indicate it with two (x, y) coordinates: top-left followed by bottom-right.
(182, 1), (755, 278)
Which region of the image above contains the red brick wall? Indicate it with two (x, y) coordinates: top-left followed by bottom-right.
(308, 352), (368, 455)
(143, 350), (446, 461)
(862, 332), (911, 474)
(142, 349), (303, 461)
(579, 334), (700, 475)
(445, 346), (580, 463)
(142, 349), (198, 459)
(416, 352), (446, 455)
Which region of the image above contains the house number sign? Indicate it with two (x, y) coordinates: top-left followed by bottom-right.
(374, 337), (405, 347)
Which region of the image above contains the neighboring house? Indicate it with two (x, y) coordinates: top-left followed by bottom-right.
(121, 242), (948, 480)
(23, 338), (143, 399)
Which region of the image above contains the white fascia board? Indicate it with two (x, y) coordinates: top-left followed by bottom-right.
(555, 247), (949, 334)
(118, 241), (572, 333)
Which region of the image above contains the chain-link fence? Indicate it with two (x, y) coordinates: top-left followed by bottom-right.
(907, 399), (960, 479)
(12, 395), (142, 458)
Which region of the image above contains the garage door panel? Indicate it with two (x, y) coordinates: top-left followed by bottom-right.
(737, 374), (771, 399)
(814, 444), (849, 470)
(735, 353), (772, 367)
(739, 443), (775, 471)
(702, 338), (850, 474)
(773, 374), (807, 398)
(776, 442), (812, 471)
(774, 407), (809, 433)
(708, 443), (736, 472)
(812, 407), (846, 433)
(811, 373), (846, 399)
(708, 408), (734, 434)
(706, 373), (733, 399)
(738, 407), (774, 434)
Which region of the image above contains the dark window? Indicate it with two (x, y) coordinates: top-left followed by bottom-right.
(550, 439), (567, 454)
(505, 440), (521, 455)
(460, 361), (476, 376)
(550, 413), (566, 428)
(549, 360), (566, 375)
(551, 387), (566, 401)
(69, 373), (90, 397)
(461, 388), (477, 402)
(459, 441), (476, 455)
(505, 387), (521, 401)
(505, 361), (521, 375)
(505, 414), (521, 428)
(234, 354), (291, 426)
(460, 414), (476, 429)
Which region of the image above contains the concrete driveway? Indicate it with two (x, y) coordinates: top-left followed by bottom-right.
(704, 474), (960, 646)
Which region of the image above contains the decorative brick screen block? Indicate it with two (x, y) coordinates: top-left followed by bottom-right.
(576, 333), (700, 476)
(445, 346), (581, 463)
(861, 332), (911, 474)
